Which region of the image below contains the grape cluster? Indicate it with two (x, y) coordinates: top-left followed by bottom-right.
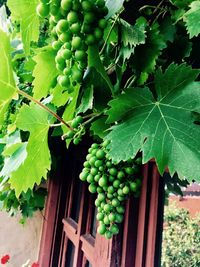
(79, 141), (142, 239)
(36, 0), (108, 92)
(64, 115), (85, 145)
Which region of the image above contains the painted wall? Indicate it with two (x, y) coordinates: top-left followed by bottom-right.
(0, 211), (43, 267)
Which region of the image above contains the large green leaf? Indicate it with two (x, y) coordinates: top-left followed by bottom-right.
(0, 29), (17, 128)
(105, 64), (200, 182)
(9, 104), (51, 196)
(183, 1), (200, 38)
(7, 0), (39, 54)
(33, 47), (58, 100)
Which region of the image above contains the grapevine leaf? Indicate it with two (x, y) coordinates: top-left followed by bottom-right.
(90, 117), (109, 139)
(7, 0), (39, 54)
(33, 47), (58, 100)
(119, 17), (147, 62)
(105, 64), (200, 182)
(132, 23), (167, 74)
(170, 0), (193, 8)
(88, 46), (114, 95)
(183, 1), (200, 38)
(120, 17), (147, 47)
(105, 0), (125, 19)
(0, 29), (17, 128)
(0, 143), (27, 177)
(77, 86), (94, 114)
(9, 104), (52, 196)
(51, 83), (70, 107)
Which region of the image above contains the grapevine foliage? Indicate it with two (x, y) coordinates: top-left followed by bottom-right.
(0, 0), (200, 229)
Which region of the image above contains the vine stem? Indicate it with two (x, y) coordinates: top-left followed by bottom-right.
(17, 89), (74, 131)
(100, 8), (124, 55)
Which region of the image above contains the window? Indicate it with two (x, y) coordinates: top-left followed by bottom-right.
(38, 143), (164, 267)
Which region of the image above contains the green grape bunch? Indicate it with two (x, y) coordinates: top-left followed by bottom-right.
(36, 0), (108, 92)
(79, 141), (142, 239)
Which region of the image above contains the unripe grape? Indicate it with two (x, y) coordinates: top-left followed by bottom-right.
(67, 11), (79, 24)
(89, 183), (97, 193)
(110, 224), (119, 235)
(36, 3), (50, 18)
(97, 224), (106, 235)
(82, 1), (93, 11)
(105, 231), (113, 239)
(72, 36), (82, 49)
(61, 0), (72, 11)
(96, 149), (105, 159)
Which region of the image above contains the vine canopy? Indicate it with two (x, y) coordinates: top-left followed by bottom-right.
(0, 0), (200, 204)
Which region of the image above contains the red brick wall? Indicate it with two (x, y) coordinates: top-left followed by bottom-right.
(169, 196), (200, 217)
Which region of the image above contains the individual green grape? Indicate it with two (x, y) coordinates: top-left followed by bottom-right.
(110, 224), (119, 235)
(103, 215), (110, 225)
(58, 75), (70, 87)
(109, 168), (117, 176)
(82, 1), (93, 12)
(108, 213), (116, 222)
(84, 12), (95, 24)
(79, 171), (88, 181)
(61, 49), (72, 60)
(130, 181), (137, 192)
(105, 231), (113, 239)
(113, 180), (120, 188)
(98, 18), (107, 29)
(96, 212), (104, 221)
(122, 185), (130, 195)
(97, 223), (106, 235)
(111, 198), (120, 207)
(56, 19), (69, 33)
(96, 0), (105, 8)
(90, 167), (98, 176)
(70, 23), (81, 34)
(67, 11), (79, 24)
(88, 183), (97, 193)
(116, 206), (125, 214)
(85, 34), (96, 45)
(36, 3), (50, 18)
(73, 137), (81, 145)
(61, 0), (72, 11)
(115, 213), (124, 223)
(96, 149), (105, 159)
(98, 193), (106, 202)
(89, 156), (97, 166)
(86, 174), (94, 183)
(94, 174), (101, 182)
(59, 32), (72, 42)
(104, 203), (112, 212)
(98, 176), (107, 187)
(71, 36), (82, 50)
(95, 160), (103, 168)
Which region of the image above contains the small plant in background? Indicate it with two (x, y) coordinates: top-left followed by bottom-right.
(162, 202), (200, 267)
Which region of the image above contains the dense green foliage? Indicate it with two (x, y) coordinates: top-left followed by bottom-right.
(0, 0), (200, 224)
(162, 202), (200, 267)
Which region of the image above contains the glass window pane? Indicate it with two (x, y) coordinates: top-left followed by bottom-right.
(65, 240), (75, 267)
(70, 177), (82, 222)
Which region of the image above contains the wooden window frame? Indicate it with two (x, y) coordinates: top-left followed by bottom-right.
(38, 143), (165, 267)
